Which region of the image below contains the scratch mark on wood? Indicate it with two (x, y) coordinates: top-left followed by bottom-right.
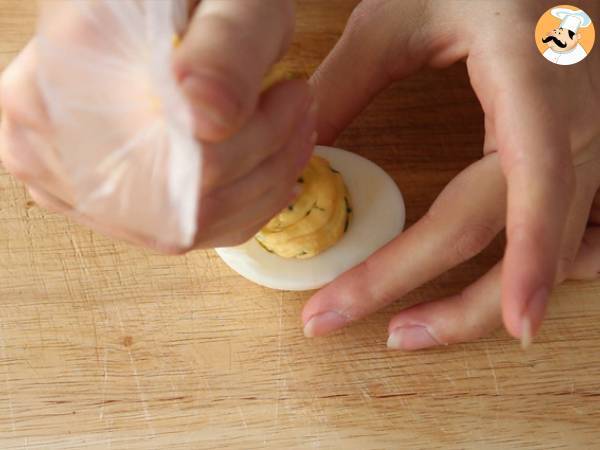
(115, 305), (156, 437)
(91, 309), (101, 366)
(237, 405), (249, 430)
(99, 347), (109, 420)
(485, 344), (499, 395)
(67, 232), (88, 277)
(463, 346), (472, 378)
(127, 347), (156, 437)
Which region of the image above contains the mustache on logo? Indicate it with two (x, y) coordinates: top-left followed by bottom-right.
(542, 35), (567, 48)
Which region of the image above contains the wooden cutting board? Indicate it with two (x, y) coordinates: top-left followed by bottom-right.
(1, 1), (599, 449)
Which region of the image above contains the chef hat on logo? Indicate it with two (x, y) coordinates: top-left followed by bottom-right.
(551, 8), (592, 34)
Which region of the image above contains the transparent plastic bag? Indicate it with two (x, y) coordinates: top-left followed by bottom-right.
(35, 0), (201, 248)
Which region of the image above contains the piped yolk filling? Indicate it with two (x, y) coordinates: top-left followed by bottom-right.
(255, 155), (352, 259)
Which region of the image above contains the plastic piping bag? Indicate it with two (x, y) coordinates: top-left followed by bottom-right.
(35, 0), (201, 248)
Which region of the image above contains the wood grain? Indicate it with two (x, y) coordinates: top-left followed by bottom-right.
(1, 1), (599, 449)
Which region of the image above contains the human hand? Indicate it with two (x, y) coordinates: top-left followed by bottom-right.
(0, 0), (316, 253)
(303, 0), (600, 346)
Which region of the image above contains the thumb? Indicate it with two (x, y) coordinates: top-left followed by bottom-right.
(174, 0), (294, 143)
(309, 1), (429, 144)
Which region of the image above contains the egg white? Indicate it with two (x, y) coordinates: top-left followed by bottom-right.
(215, 146), (405, 291)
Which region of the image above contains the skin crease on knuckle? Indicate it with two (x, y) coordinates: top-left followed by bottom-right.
(361, 255), (398, 313)
(453, 223), (499, 262)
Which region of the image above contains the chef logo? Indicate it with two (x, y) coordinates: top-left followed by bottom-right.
(535, 5), (595, 65)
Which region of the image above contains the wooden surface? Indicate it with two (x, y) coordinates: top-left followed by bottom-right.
(1, 1), (600, 449)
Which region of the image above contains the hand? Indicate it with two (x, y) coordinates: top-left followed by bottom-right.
(302, 0), (600, 347)
(0, 0), (316, 253)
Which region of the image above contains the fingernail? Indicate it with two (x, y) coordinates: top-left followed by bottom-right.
(521, 316), (532, 350)
(303, 311), (348, 338)
(387, 325), (440, 351)
(181, 75), (241, 135)
(520, 286), (548, 349)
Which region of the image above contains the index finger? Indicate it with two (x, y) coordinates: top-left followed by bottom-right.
(302, 154), (506, 337)
(493, 77), (574, 345)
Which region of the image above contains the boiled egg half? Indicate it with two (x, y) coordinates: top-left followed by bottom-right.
(216, 146), (405, 291)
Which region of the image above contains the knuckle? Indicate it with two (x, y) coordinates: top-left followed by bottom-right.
(446, 293), (495, 343)
(453, 223), (498, 261)
(362, 257), (397, 305)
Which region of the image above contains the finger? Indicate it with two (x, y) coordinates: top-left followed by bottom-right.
(515, 167), (596, 346)
(387, 264), (502, 351)
(199, 187), (300, 249)
(201, 79), (314, 191)
(562, 165), (600, 281)
(386, 166), (600, 351)
(174, 0), (295, 142)
(302, 153), (506, 337)
(568, 227), (600, 280)
(494, 79), (575, 343)
(195, 106), (316, 247)
(0, 40), (49, 130)
(0, 40), (75, 206)
(0, 41), (56, 186)
(555, 163), (600, 282)
(309, 1), (428, 144)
